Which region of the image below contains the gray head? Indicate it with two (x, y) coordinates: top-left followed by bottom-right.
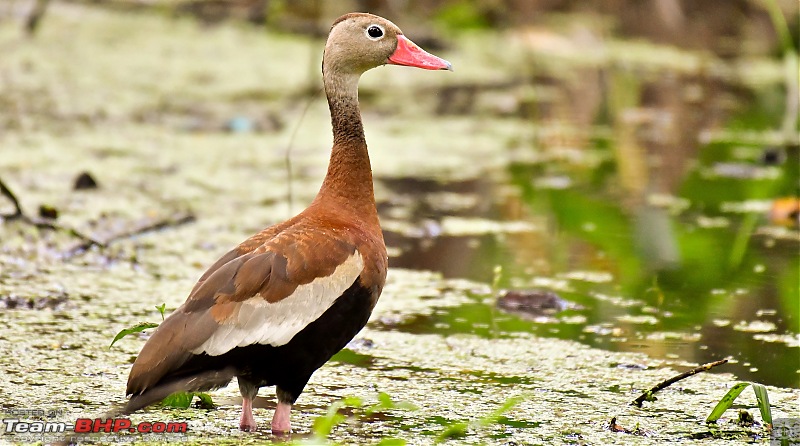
(323, 13), (451, 77)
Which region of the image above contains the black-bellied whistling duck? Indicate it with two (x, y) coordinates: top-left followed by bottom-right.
(123, 13), (451, 434)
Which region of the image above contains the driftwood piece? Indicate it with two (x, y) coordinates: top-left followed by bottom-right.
(631, 359), (729, 407)
(1, 175), (195, 257)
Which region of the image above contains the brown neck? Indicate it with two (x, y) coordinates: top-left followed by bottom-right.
(312, 71), (378, 226)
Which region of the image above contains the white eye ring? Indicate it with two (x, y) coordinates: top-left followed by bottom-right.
(365, 24), (385, 40)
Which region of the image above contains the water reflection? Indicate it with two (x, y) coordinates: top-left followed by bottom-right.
(377, 149), (799, 388)
(377, 19), (799, 387)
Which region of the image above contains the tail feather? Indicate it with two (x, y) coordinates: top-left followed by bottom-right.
(122, 367), (236, 415)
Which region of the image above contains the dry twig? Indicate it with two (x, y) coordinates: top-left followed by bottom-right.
(64, 212), (196, 257)
(631, 359), (728, 407)
(0, 176), (24, 219)
(2, 176), (195, 257)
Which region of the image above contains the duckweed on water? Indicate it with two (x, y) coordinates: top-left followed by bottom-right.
(2, 267), (798, 444)
(0, 2), (798, 445)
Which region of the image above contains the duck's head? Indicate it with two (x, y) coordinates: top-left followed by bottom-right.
(323, 13), (452, 76)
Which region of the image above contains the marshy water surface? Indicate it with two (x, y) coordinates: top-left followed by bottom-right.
(0, 2), (798, 445)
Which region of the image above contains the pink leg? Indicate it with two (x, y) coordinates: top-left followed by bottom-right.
(239, 397), (258, 431)
(270, 402), (292, 434)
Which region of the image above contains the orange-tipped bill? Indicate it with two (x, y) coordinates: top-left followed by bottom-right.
(388, 35), (452, 71)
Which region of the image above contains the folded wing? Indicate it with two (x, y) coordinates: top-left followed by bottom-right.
(126, 227), (362, 397)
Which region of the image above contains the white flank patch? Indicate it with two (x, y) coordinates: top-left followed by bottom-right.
(194, 251), (364, 356)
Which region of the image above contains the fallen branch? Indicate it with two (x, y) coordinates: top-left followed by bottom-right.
(64, 212), (196, 257)
(25, 0), (51, 36)
(2, 176), (119, 246)
(0, 176), (24, 219)
(32, 218), (103, 246)
(631, 359), (728, 407)
(1, 176), (195, 257)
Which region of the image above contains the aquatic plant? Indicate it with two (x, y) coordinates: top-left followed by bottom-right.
(110, 304), (214, 409)
(706, 382), (772, 427)
(109, 303), (166, 348)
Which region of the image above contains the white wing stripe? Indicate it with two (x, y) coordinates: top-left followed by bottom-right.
(193, 251), (364, 355)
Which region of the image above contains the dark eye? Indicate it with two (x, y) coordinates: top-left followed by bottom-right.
(367, 25), (383, 39)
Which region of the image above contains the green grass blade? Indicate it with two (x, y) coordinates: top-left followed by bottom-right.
(109, 322), (159, 348)
(477, 395), (524, 427)
(706, 382), (750, 423)
(365, 392), (418, 415)
(436, 421), (468, 443)
(313, 401), (346, 438)
(762, 0), (795, 52)
(376, 439), (406, 446)
(342, 396), (364, 408)
(751, 383), (773, 425)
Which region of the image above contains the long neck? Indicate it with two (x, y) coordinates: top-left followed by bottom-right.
(313, 70), (378, 225)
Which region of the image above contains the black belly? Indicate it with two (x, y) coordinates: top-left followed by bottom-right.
(177, 279), (375, 401)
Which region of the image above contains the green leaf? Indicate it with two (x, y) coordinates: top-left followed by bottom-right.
(477, 395), (524, 427)
(342, 396), (364, 408)
(706, 382), (750, 423)
(312, 412), (345, 438)
(436, 421), (469, 442)
(376, 439), (406, 446)
(155, 303), (167, 321)
(161, 392), (194, 408)
(195, 392), (216, 409)
(109, 322), (159, 348)
(312, 401), (347, 438)
(378, 392), (392, 405)
(392, 401), (420, 411)
(751, 383), (772, 425)
(330, 349), (373, 366)
(365, 392), (418, 415)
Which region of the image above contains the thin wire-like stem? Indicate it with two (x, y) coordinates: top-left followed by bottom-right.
(284, 87), (322, 215)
